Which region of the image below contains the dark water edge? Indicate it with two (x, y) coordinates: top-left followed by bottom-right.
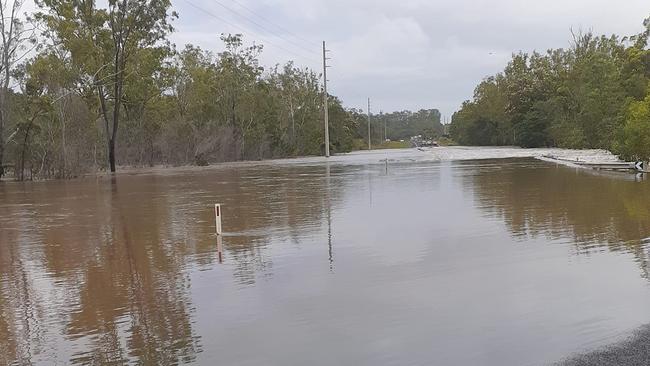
(557, 324), (650, 365)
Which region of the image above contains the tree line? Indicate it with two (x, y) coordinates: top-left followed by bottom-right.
(372, 109), (443, 142)
(450, 16), (650, 160)
(346, 108), (443, 149)
(0, 0), (365, 181)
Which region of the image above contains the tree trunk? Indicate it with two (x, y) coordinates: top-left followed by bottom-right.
(98, 85), (112, 171)
(19, 124), (32, 182)
(0, 62), (7, 179)
(0, 130), (4, 178)
(109, 55), (124, 173)
(97, 81), (121, 174)
(0, 150), (4, 178)
(59, 96), (67, 177)
(0, 2), (10, 180)
(109, 138), (116, 173)
(289, 96), (295, 146)
(0, 90), (4, 178)
(109, 98), (121, 173)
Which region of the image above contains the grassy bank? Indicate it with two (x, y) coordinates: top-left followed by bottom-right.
(436, 137), (457, 146)
(352, 139), (411, 150)
(351, 137), (457, 151)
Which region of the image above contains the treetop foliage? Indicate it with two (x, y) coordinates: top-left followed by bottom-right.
(450, 17), (650, 160)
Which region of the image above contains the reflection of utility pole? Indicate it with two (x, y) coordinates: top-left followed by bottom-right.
(367, 98), (371, 150)
(323, 41), (330, 158)
(326, 162), (333, 270)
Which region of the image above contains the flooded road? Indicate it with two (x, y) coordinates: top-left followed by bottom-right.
(2, 147), (650, 365)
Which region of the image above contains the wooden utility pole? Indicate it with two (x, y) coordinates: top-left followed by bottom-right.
(367, 98), (371, 150)
(323, 41), (330, 158)
(383, 110), (386, 141)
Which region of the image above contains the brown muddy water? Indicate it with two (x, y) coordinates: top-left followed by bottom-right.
(2, 148), (650, 365)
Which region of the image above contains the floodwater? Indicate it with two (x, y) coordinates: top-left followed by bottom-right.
(2, 147), (650, 365)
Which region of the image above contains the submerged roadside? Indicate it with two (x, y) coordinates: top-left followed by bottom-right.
(0, 146), (626, 183)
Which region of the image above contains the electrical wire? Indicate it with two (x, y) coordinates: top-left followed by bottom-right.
(181, 0), (319, 64)
(208, 0), (318, 56)
(223, 0), (315, 49)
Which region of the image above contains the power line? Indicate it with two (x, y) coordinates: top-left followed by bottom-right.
(180, 0), (319, 63)
(226, 0), (315, 48)
(205, 0), (319, 57)
(182, 0), (318, 62)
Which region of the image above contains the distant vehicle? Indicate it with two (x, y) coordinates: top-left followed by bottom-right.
(410, 135), (439, 148)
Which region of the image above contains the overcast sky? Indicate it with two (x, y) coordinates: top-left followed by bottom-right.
(169, 0), (650, 119)
(25, 0), (650, 119)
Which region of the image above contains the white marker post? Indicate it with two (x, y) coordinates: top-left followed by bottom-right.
(214, 204), (223, 236)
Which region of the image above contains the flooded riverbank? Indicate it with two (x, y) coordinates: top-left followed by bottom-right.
(2, 147), (650, 365)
